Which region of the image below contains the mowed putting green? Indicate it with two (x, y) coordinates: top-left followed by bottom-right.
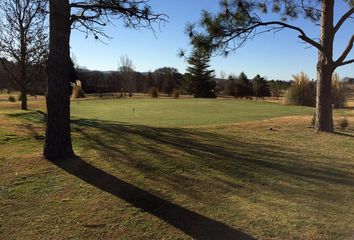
(71, 98), (314, 127)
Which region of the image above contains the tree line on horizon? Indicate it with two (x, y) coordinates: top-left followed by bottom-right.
(2, 59), (352, 102)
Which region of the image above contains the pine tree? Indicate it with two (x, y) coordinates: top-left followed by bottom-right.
(185, 49), (216, 98)
(236, 72), (252, 99)
(225, 75), (238, 98)
(252, 75), (270, 99)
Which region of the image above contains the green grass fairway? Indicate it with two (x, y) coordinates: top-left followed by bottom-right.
(70, 98), (315, 127)
(1, 98), (354, 239)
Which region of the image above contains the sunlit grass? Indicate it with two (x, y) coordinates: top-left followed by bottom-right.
(1, 98), (354, 239)
(70, 98), (315, 127)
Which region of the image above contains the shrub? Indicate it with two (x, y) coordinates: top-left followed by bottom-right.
(149, 87), (158, 98)
(172, 89), (180, 99)
(311, 113), (316, 128)
(337, 118), (349, 129)
(71, 85), (86, 99)
(286, 72), (315, 107)
(332, 73), (346, 109)
(8, 95), (16, 102)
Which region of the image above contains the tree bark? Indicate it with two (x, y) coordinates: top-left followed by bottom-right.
(43, 0), (74, 160)
(315, 0), (334, 132)
(20, 89), (27, 110)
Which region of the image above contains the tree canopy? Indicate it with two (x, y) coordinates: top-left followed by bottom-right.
(184, 49), (216, 98)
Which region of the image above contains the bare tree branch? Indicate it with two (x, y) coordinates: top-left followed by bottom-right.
(335, 34), (354, 68)
(334, 7), (354, 34)
(338, 58), (354, 66)
(69, 0), (168, 39)
(251, 20), (324, 52)
(207, 20), (324, 53)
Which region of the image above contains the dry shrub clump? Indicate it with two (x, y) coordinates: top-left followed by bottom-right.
(71, 80), (86, 99)
(286, 72), (315, 107)
(332, 73), (346, 109)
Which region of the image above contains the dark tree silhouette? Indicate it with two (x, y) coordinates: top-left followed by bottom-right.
(153, 67), (182, 95)
(44, 0), (166, 160)
(0, 0), (48, 110)
(187, 0), (354, 132)
(252, 74), (270, 99)
(268, 80), (291, 100)
(237, 71), (252, 99)
(118, 55), (135, 96)
(225, 75), (238, 98)
(184, 49), (216, 98)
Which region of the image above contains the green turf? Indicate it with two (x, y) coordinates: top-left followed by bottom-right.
(1, 98), (354, 239)
(70, 98), (314, 127)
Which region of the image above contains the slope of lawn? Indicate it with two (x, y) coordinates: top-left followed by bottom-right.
(1, 98), (354, 239)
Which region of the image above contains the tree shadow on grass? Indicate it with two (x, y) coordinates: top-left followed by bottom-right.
(8, 111), (354, 237)
(51, 157), (254, 240)
(71, 118), (354, 189)
(333, 130), (354, 138)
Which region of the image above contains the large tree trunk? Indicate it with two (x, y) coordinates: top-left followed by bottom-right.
(20, 88), (27, 110)
(43, 0), (74, 160)
(315, 0), (334, 132)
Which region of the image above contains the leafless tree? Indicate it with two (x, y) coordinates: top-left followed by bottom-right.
(0, 0), (48, 110)
(119, 55), (136, 96)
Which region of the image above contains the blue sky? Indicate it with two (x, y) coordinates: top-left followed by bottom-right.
(70, 0), (354, 80)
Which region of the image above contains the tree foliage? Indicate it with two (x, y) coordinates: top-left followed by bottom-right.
(184, 49), (216, 98)
(70, 0), (167, 39)
(268, 80), (291, 99)
(153, 67), (182, 95)
(252, 74), (270, 99)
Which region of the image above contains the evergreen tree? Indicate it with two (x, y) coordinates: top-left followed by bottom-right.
(225, 75), (238, 98)
(252, 75), (270, 99)
(185, 49), (216, 98)
(236, 72), (252, 99)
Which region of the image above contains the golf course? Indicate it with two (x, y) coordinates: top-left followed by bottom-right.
(1, 96), (353, 239)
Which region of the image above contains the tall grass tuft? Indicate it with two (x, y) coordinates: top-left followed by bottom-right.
(332, 73), (346, 109)
(286, 72), (315, 107)
(71, 80), (86, 99)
